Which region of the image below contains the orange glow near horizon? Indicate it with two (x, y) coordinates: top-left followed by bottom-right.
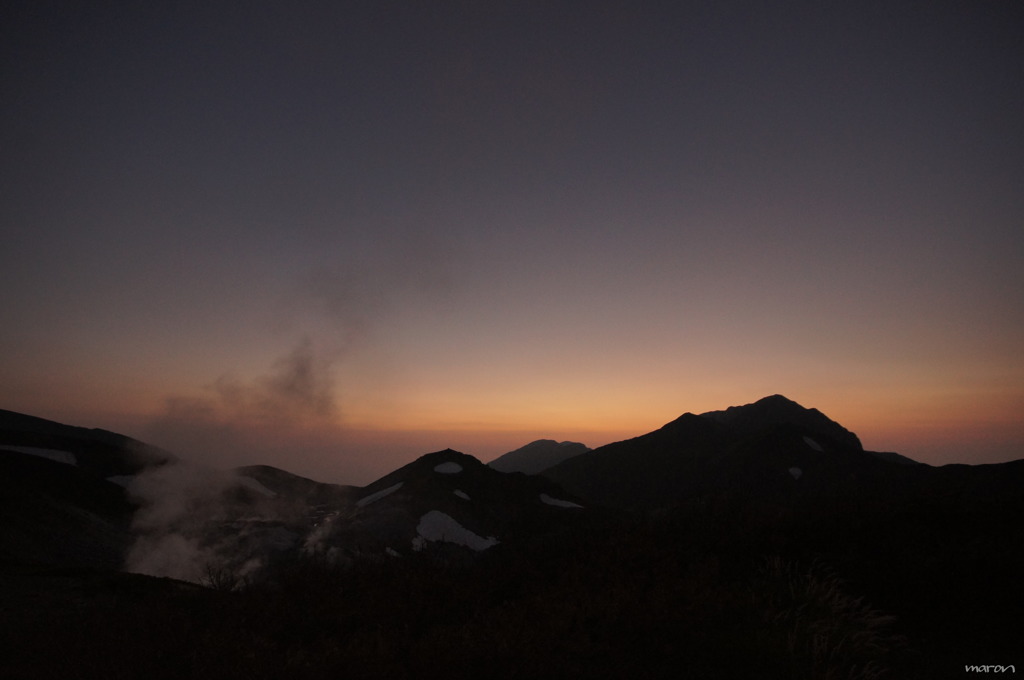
(5, 374), (1023, 487)
(3, 3), (1022, 486)
(26, 372), (1013, 484)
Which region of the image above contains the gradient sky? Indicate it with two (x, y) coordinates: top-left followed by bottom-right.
(3, 1), (1023, 484)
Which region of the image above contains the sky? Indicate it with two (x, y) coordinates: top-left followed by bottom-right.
(3, 1), (1023, 484)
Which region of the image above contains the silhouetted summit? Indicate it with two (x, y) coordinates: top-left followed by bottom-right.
(260, 448), (590, 566)
(543, 395), (897, 511)
(488, 439), (589, 475)
(699, 394), (863, 451)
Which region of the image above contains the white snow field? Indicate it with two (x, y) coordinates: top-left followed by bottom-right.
(1, 446), (77, 465)
(539, 493), (583, 508)
(239, 476), (277, 497)
(411, 510), (498, 551)
(356, 482), (404, 507)
(803, 436), (824, 452)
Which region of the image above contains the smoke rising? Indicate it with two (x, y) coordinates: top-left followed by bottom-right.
(144, 337), (344, 473)
(124, 461), (248, 584)
(207, 337), (336, 426)
(123, 459), (315, 585)
(144, 232), (461, 481)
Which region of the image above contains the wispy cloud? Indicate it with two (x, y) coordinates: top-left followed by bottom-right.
(144, 338), (340, 470)
(144, 231), (460, 477)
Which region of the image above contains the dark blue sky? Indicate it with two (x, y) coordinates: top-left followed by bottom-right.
(3, 1), (1022, 482)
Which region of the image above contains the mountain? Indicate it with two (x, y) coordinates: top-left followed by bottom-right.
(1, 408), (589, 582)
(487, 439), (589, 474)
(0, 409), (355, 577)
(122, 462), (360, 585)
(542, 394), (928, 512)
(864, 449), (921, 465)
(541, 412), (732, 512)
(0, 409), (174, 571)
(699, 394), (863, 451)
(304, 449), (588, 564)
(0, 408), (173, 477)
(125, 448), (591, 584)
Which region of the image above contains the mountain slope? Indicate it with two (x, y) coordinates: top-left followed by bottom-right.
(541, 413), (733, 511)
(487, 439), (589, 474)
(0, 410), (173, 570)
(0, 452), (135, 570)
(0, 408), (172, 477)
(306, 449), (589, 562)
(699, 394), (863, 451)
(1, 408), (591, 582)
(542, 395), (919, 512)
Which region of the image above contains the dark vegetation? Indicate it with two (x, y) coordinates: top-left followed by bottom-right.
(3, 484), (1021, 680)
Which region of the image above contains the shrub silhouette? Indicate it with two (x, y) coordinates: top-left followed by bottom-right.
(752, 556), (902, 680)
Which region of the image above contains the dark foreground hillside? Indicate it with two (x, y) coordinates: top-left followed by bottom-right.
(3, 485), (1021, 680)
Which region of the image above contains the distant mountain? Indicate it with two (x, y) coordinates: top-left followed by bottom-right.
(307, 449), (588, 563)
(541, 412), (731, 512)
(542, 394), (929, 512)
(698, 394), (863, 451)
(488, 439), (589, 474)
(864, 449), (921, 465)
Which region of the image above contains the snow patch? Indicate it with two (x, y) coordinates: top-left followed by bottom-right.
(433, 461), (463, 474)
(412, 510), (498, 551)
(386, 547), (400, 557)
(540, 493), (583, 508)
(454, 489), (470, 500)
(356, 482), (403, 507)
(2, 446), (77, 466)
(803, 436), (823, 452)
(789, 467), (803, 480)
(238, 476), (277, 497)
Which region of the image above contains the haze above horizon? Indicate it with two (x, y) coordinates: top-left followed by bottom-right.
(3, 2), (1022, 484)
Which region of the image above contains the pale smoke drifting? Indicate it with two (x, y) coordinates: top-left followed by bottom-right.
(126, 339), (355, 584)
(144, 233), (460, 480)
(206, 338), (337, 432)
(123, 460), (303, 585)
(180, 337), (336, 427)
(123, 461), (240, 583)
(144, 338), (340, 472)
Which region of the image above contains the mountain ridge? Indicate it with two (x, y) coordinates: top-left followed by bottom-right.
(541, 394), (928, 511)
(698, 394), (864, 451)
(488, 439), (590, 475)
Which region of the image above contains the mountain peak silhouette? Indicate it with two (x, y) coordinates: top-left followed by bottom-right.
(698, 394), (863, 451)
